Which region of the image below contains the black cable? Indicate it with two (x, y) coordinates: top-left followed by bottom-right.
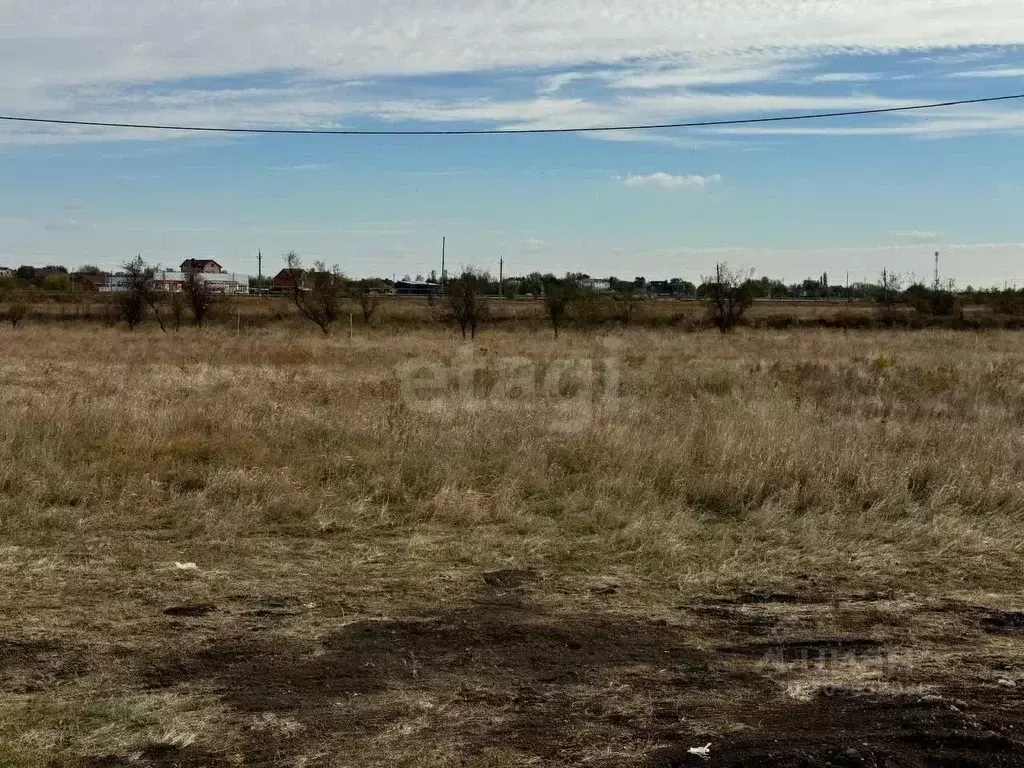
(1, 93), (1022, 136)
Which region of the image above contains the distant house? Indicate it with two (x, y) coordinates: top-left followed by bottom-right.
(35, 266), (66, 279)
(102, 269), (250, 294)
(180, 259), (224, 275)
(0, 267), (12, 279)
(273, 268), (304, 292)
(395, 280), (439, 296)
(74, 272), (109, 291)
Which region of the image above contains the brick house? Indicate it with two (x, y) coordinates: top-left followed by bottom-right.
(273, 268), (305, 291)
(180, 259), (224, 275)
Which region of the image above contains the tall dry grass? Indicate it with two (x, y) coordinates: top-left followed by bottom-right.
(1, 325), (1022, 591)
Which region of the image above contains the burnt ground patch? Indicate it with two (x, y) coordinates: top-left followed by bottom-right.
(93, 597), (1024, 767)
(0, 638), (88, 693)
(709, 589), (804, 606)
(142, 601), (763, 764)
(82, 744), (234, 768)
(648, 690), (1024, 767)
(162, 603), (218, 618)
(981, 611), (1024, 635)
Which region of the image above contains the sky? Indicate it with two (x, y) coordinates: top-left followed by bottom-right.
(1, 1), (1024, 286)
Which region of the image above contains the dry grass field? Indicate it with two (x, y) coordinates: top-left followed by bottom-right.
(2, 325), (1024, 767)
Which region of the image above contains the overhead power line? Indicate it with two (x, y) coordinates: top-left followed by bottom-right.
(1, 93), (1022, 136)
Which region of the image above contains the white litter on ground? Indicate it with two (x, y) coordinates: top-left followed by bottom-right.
(688, 743), (712, 759)
(173, 562), (199, 571)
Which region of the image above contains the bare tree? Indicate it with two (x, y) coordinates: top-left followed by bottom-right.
(169, 291), (186, 331)
(543, 279), (574, 338)
(118, 255), (167, 332)
(705, 263), (754, 332)
(182, 269), (215, 327)
(879, 268), (903, 313)
(355, 281), (382, 325)
(439, 268), (489, 339)
(612, 283), (645, 325)
(284, 251), (348, 335)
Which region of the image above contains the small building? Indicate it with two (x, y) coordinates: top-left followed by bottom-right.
(0, 267), (12, 279)
(73, 272), (109, 291)
(395, 280), (439, 296)
(272, 269), (304, 292)
(180, 259), (224, 275)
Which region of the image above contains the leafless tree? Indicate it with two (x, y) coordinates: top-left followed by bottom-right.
(439, 268), (489, 339)
(613, 284), (645, 325)
(879, 268), (903, 313)
(169, 291), (186, 331)
(284, 251), (348, 335)
(543, 279), (574, 338)
(182, 270), (216, 327)
(705, 263), (754, 332)
(355, 281), (382, 325)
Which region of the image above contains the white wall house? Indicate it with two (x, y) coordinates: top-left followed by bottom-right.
(101, 270), (250, 294)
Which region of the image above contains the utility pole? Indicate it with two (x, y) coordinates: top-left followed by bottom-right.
(258, 249), (262, 295)
(934, 251), (940, 292)
(441, 237), (446, 283)
(846, 270), (850, 303)
(499, 254), (504, 296)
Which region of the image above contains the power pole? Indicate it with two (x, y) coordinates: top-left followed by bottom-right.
(934, 251), (940, 291)
(846, 270), (850, 302)
(441, 237), (446, 283)
(257, 249), (262, 295)
(499, 254), (504, 296)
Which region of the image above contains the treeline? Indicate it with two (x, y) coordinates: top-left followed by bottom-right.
(9, 256), (1024, 334)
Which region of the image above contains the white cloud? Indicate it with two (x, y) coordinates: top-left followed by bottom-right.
(602, 56), (804, 89)
(891, 229), (944, 242)
(3, 1), (1024, 144)
(5, 0), (1024, 89)
(620, 172), (722, 189)
(809, 72), (883, 83)
(43, 218), (90, 232)
(536, 72), (587, 95)
(950, 67), (1024, 78)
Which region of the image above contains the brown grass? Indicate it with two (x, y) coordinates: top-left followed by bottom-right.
(2, 325), (1023, 766)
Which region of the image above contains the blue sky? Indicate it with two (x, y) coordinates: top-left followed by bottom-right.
(2, 1), (1024, 286)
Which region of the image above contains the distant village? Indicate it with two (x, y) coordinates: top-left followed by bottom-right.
(0, 260), (900, 301)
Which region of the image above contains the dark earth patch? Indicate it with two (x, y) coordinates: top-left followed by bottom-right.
(981, 611), (1024, 635)
(647, 692), (1024, 767)
(82, 744), (233, 768)
(85, 599), (1024, 766)
(0, 638), (88, 692)
(162, 604), (217, 618)
(715, 590), (803, 605)
(143, 602), (756, 764)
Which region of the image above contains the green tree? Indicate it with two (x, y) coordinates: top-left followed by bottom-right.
(705, 263), (754, 332)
